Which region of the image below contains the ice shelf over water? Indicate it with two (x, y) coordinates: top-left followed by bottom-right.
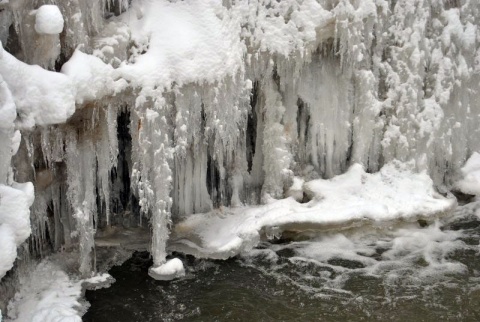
(170, 162), (456, 259)
(1, 0), (480, 315)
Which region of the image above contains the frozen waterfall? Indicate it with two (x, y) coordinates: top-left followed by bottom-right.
(1, 0), (480, 319)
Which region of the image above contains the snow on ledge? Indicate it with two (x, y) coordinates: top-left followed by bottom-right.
(0, 42), (75, 128)
(169, 162), (456, 260)
(148, 258), (185, 281)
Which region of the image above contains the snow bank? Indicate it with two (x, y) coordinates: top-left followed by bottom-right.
(0, 183), (34, 279)
(148, 258), (185, 281)
(170, 162), (456, 259)
(455, 152), (480, 195)
(33, 5), (64, 35)
(0, 43), (75, 128)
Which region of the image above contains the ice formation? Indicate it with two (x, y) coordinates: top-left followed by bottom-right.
(1, 0), (480, 318)
(6, 259), (112, 322)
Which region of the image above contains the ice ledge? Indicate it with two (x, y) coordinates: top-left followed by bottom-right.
(169, 162), (457, 260)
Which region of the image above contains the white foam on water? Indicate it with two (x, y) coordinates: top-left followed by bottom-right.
(240, 203), (479, 299)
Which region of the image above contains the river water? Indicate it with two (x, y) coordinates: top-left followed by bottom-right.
(84, 202), (480, 321)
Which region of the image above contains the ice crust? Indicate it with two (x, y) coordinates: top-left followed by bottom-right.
(170, 162), (456, 259)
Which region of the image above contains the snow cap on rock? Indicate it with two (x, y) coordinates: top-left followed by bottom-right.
(34, 5), (64, 35)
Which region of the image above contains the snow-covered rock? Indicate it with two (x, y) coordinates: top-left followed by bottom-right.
(148, 258), (185, 281)
(33, 5), (64, 35)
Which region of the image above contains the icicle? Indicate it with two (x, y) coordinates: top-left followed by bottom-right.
(147, 97), (174, 268)
(65, 131), (96, 276)
(297, 57), (353, 178)
(95, 104), (118, 227)
(260, 62), (293, 200)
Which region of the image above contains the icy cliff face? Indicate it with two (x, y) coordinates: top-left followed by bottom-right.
(1, 0), (480, 287)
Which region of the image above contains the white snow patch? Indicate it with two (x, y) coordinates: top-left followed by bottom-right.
(455, 152), (480, 195)
(286, 176), (305, 202)
(33, 5), (64, 35)
(171, 162), (455, 259)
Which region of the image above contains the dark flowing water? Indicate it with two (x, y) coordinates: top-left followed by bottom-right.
(84, 205), (480, 322)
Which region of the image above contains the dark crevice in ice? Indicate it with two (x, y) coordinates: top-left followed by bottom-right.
(110, 110), (141, 228)
(5, 23), (21, 56)
(246, 81), (258, 173)
(206, 153), (222, 208)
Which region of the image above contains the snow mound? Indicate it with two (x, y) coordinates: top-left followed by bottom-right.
(455, 152), (480, 195)
(148, 258), (185, 281)
(170, 162), (456, 259)
(34, 5), (64, 35)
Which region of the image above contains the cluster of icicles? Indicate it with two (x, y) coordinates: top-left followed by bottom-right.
(0, 0), (479, 280)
